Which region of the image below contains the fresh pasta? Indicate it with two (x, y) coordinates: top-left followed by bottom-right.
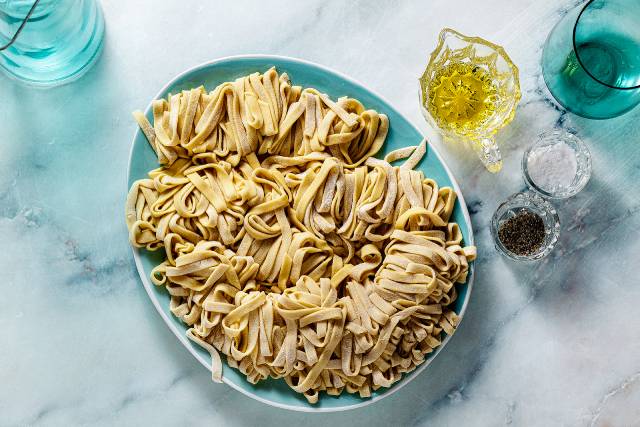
(126, 68), (476, 403)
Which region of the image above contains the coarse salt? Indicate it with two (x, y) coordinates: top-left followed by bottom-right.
(527, 141), (577, 191)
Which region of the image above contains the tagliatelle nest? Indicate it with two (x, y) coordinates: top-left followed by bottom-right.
(126, 68), (476, 403)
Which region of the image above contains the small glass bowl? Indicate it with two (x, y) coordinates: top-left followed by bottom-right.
(522, 130), (592, 199)
(491, 192), (560, 261)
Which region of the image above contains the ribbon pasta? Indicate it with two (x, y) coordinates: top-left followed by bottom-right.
(126, 68), (476, 403)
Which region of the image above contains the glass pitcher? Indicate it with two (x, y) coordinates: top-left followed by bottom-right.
(0, 0), (105, 86)
(542, 0), (640, 119)
(420, 28), (521, 173)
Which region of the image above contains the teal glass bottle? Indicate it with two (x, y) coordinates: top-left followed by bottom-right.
(0, 0), (105, 86)
(542, 0), (640, 119)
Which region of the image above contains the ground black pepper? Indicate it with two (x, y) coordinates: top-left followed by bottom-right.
(498, 210), (545, 256)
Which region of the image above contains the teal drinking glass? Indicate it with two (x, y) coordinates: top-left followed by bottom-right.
(542, 0), (640, 119)
(0, 0), (105, 86)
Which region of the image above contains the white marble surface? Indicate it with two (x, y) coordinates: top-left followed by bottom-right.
(2, 0), (640, 425)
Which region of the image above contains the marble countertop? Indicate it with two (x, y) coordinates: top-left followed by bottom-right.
(2, 0), (640, 425)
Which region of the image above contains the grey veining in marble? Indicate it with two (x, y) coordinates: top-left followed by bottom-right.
(1, 0), (639, 426)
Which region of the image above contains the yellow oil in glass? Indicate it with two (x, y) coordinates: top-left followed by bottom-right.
(427, 62), (499, 136)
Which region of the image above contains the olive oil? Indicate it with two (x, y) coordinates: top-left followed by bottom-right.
(419, 28), (521, 172)
(427, 62), (499, 135)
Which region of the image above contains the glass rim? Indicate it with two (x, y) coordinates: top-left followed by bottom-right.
(572, 0), (640, 90)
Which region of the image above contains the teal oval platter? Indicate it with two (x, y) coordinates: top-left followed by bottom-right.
(127, 55), (475, 412)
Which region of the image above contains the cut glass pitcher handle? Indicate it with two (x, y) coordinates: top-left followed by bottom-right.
(474, 137), (503, 173)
